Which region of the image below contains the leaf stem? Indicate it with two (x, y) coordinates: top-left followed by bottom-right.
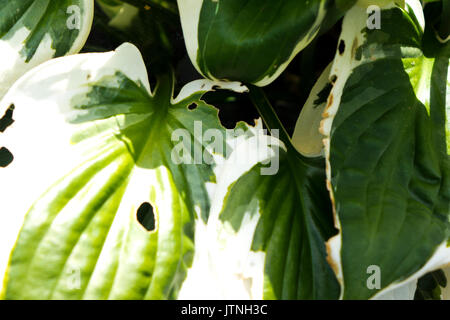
(248, 85), (295, 153)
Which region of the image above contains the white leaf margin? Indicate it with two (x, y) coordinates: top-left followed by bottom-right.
(321, 0), (450, 300)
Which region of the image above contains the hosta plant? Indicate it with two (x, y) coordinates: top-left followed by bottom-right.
(0, 0), (94, 99)
(0, 0), (449, 300)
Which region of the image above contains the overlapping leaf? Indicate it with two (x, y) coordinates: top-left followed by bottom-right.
(177, 0), (328, 86)
(0, 43), (247, 299)
(219, 153), (339, 299)
(190, 119), (340, 299)
(322, 1), (450, 299)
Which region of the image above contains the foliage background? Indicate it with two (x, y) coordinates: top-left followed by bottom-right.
(84, 0), (339, 133)
(0, 0), (448, 300)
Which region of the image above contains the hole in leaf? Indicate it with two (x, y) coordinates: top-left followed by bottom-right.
(202, 90), (258, 129)
(188, 103), (197, 110)
(338, 40), (345, 55)
(0, 147), (14, 167)
(0, 104), (15, 133)
(330, 75), (337, 85)
(136, 202), (156, 232)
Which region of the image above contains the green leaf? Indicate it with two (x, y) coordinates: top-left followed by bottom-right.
(202, 126), (340, 299)
(321, 1), (450, 299)
(0, 0), (94, 99)
(0, 43), (247, 299)
(177, 0), (328, 86)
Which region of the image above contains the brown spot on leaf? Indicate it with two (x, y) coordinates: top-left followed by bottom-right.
(326, 179), (332, 192)
(327, 94), (334, 109)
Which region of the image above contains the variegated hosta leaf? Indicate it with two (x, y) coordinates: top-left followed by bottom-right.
(322, 1), (450, 299)
(0, 43), (247, 300)
(178, 121), (267, 299)
(0, 0), (94, 99)
(186, 127), (340, 299)
(177, 0), (327, 86)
